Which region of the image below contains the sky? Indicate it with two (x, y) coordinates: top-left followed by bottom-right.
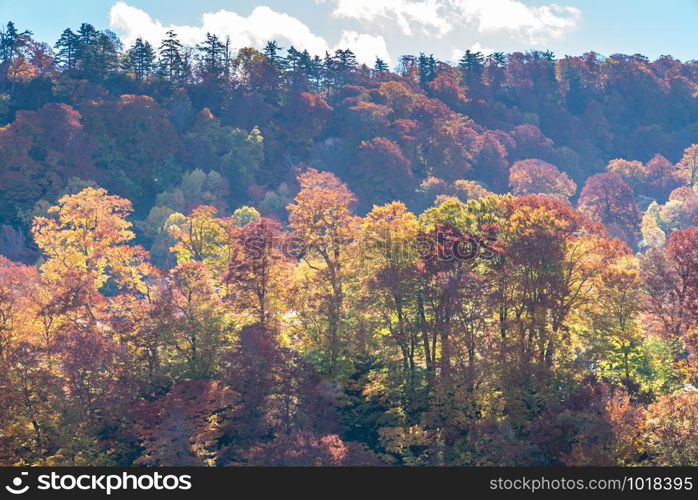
(1, 0), (698, 66)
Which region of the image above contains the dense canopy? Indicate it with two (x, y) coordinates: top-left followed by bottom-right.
(0, 21), (697, 466)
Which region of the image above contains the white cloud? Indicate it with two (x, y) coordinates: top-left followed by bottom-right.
(450, 42), (494, 61)
(470, 42), (494, 56)
(320, 0), (581, 44)
(110, 2), (329, 54)
(450, 0), (581, 43)
(326, 0), (451, 36)
(110, 2), (388, 66)
(337, 31), (391, 65)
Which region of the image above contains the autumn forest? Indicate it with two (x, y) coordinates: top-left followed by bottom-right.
(0, 21), (697, 467)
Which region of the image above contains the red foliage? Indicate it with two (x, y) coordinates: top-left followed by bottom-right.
(0, 103), (97, 219)
(133, 380), (232, 466)
(353, 137), (415, 204)
(578, 172), (641, 245)
(644, 153), (682, 200)
(80, 94), (179, 195)
(508, 159), (576, 198)
(529, 378), (643, 465)
(511, 124), (555, 161)
(224, 217), (289, 323)
(246, 430), (381, 466)
(280, 92), (332, 144)
(427, 67), (469, 110)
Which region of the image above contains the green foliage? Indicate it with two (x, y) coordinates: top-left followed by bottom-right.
(232, 205), (260, 226)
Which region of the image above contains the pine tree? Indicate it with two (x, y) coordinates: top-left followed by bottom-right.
(374, 57), (389, 73)
(487, 51), (506, 67)
(54, 28), (79, 71)
(0, 22), (19, 65)
(458, 49), (484, 87)
(458, 50), (484, 74)
(263, 40), (283, 67)
(542, 50), (556, 62)
(72, 23), (120, 80)
(285, 46), (302, 73)
(0, 21), (31, 81)
(323, 51), (334, 88)
(310, 55), (323, 90)
(75, 22), (99, 76)
(196, 32), (226, 77)
(331, 49), (357, 86)
(158, 29), (184, 82)
(124, 37), (156, 81)
(284, 46), (307, 88)
(418, 53), (437, 85)
(95, 30), (121, 78)
(333, 49), (357, 72)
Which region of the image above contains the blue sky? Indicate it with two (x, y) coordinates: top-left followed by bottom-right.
(2, 0), (697, 65)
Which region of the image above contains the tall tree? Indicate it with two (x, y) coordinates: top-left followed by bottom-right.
(287, 169), (360, 371)
(74, 24), (121, 80)
(124, 37), (156, 81)
(31, 187), (152, 294)
(158, 29), (186, 83)
(263, 40), (283, 67)
(224, 217), (290, 325)
(197, 32), (226, 78)
(0, 21), (32, 82)
(509, 159), (577, 199)
(676, 144), (698, 188)
(578, 172), (641, 246)
(374, 57), (389, 73)
(54, 28), (79, 71)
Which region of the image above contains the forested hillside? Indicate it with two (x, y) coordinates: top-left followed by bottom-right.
(0, 21), (697, 466)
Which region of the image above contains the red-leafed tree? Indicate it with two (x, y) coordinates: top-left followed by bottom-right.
(246, 430), (381, 466)
(509, 159), (577, 199)
(0, 103), (97, 221)
(578, 173), (641, 245)
(279, 92), (332, 146)
(352, 137), (415, 205)
(133, 380), (232, 466)
(224, 217), (289, 324)
(644, 153), (681, 201)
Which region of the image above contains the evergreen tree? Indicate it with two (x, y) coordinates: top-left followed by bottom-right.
(333, 49), (357, 72)
(73, 24), (120, 80)
(285, 46), (302, 73)
(331, 49), (357, 86)
(124, 37), (156, 81)
(458, 50), (484, 74)
(488, 51), (506, 67)
(224, 36), (234, 82)
(54, 28), (79, 71)
(158, 29), (184, 82)
(374, 57), (389, 73)
(458, 49), (484, 87)
(0, 21), (19, 64)
(284, 46), (309, 89)
(95, 30), (121, 77)
(309, 54), (323, 90)
(323, 50), (334, 88)
(75, 22), (99, 76)
(0, 21), (31, 81)
(418, 53), (437, 85)
(196, 32), (226, 77)
(263, 40), (283, 67)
